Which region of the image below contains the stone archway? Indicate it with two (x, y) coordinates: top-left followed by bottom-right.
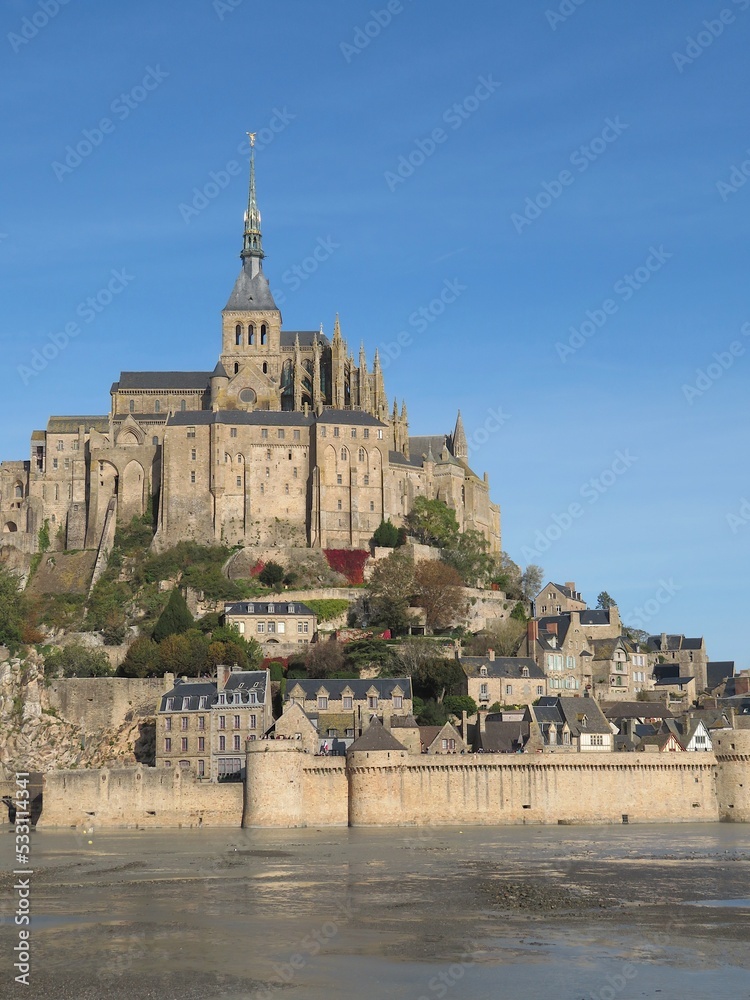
(3, 521), (18, 533)
(121, 460), (146, 522)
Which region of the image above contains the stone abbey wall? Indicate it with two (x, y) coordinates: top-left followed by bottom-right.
(38, 765), (243, 829)
(47, 676), (165, 732)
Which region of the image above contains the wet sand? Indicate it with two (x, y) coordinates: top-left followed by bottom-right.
(2, 823), (750, 999)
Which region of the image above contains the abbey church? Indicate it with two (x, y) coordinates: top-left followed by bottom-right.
(0, 149), (500, 556)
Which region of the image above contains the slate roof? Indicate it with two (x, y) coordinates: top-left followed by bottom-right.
(286, 678), (412, 701)
(167, 410), (314, 427)
(479, 720), (529, 753)
(390, 714), (419, 729)
(224, 263), (279, 312)
(158, 670), (267, 712)
(280, 331), (329, 348)
(647, 634), (704, 652)
(47, 416), (109, 433)
(409, 435), (449, 461)
(114, 372), (211, 391)
(600, 701), (673, 721)
(113, 413), (168, 424)
(534, 696), (611, 736)
(225, 601), (317, 617)
(461, 656), (544, 680)
(654, 676), (694, 688)
(706, 662), (735, 691)
(347, 718), (407, 752)
(317, 409), (386, 426)
(579, 610), (613, 626)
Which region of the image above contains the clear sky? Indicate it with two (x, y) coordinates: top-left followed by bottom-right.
(1, 0), (749, 667)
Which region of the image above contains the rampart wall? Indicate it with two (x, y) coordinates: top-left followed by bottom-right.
(38, 765), (243, 829)
(47, 676), (164, 732)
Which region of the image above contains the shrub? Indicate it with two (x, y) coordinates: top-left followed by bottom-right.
(45, 643), (112, 678)
(258, 561), (285, 589)
(304, 599), (350, 623)
(152, 589), (194, 643)
(372, 519), (400, 548)
(443, 695), (478, 717)
(323, 549), (369, 585)
(118, 637), (161, 678)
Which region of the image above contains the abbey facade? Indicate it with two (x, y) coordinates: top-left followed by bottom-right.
(0, 150), (500, 556)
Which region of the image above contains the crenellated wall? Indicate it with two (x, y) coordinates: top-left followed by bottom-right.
(242, 742), (750, 828)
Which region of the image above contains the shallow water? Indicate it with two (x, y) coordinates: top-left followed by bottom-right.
(2, 823), (750, 999)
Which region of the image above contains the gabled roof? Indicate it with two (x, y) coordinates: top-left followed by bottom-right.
(115, 372), (211, 391)
(600, 701), (673, 721)
(706, 662), (735, 690)
(647, 634), (704, 652)
(460, 656), (544, 680)
(535, 696), (611, 736)
(347, 718), (407, 752)
(286, 677), (412, 701)
(224, 601), (317, 617)
(316, 409), (386, 426)
(158, 670), (268, 711)
(46, 416), (110, 434)
(479, 720), (529, 753)
(167, 410), (314, 427)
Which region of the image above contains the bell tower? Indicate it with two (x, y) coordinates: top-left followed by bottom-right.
(217, 134), (283, 411)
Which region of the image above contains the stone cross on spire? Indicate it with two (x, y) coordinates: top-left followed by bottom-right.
(241, 133), (264, 273)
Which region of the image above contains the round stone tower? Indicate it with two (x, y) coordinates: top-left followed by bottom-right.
(714, 730), (750, 822)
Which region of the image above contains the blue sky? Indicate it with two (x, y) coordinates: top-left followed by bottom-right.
(1, 0), (749, 667)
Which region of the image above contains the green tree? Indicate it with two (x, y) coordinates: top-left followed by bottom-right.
(258, 561), (285, 590)
(597, 591), (616, 610)
(465, 618), (526, 657)
(371, 519), (400, 548)
(413, 698), (449, 726)
(0, 565), (25, 645)
(404, 497), (459, 547)
(442, 529), (494, 587)
(304, 640), (346, 678)
(45, 643), (112, 678)
(343, 638), (398, 672)
(152, 588), (194, 643)
(443, 695), (478, 717)
(510, 601), (528, 622)
(367, 549), (415, 633)
(118, 636), (162, 678)
(408, 656), (464, 703)
(158, 629), (209, 677)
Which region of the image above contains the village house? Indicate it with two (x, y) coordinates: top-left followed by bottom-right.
(459, 651), (545, 707)
(222, 600), (317, 646)
(647, 633), (708, 693)
(533, 581), (586, 616)
(156, 666), (271, 780)
(525, 696), (613, 752)
(418, 721), (466, 754)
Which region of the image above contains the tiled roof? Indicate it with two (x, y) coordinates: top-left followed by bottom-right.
(286, 677), (412, 701)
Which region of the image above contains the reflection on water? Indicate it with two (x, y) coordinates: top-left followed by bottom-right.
(2, 824), (749, 999)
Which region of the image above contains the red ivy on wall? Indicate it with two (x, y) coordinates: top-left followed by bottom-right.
(249, 560), (266, 577)
(323, 549), (369, 585)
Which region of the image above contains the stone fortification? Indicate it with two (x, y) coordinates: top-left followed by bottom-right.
(47, 676), (164, 732)
(241, 740), (750, 829)
(38, 765), (243, 829)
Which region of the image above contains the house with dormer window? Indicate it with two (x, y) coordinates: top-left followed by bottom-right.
(525, 696), (612, 752)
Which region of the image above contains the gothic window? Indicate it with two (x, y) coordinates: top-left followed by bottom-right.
(262, 362), (268, 374)
(249, 324), (255, 345)
(155, 400), (161, 413)
(358, 448), (365, 462)
(152, 436), (159, 446)
(14, 483), (23, 499)
(260, 324), (267, 345)
(340, 447), (348, 462)
(129, 399), (135, 413)
(180, 399), (186, 411)
(234, 363), (240, 375)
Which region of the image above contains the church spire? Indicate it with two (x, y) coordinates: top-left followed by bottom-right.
(241, 133), (264, 274)
(452, 410), (468, 460)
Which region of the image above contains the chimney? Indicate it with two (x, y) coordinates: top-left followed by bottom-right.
(461, 709), (468, 741)
(488, 648), (495, 662)
(164, 672), (175, 692)
(565, 581), (576, 592)
(527, 620), (539, 649)
(547, 622), (558, 636)
(216, 664), (232, 692)
(660, 632), (667, 652)
(382, 710), (392, 731)
(570, 611), (580, 626)
(478, 709), (487, 735)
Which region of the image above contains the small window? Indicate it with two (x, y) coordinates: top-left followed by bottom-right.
(368, 696), (378, 710)
(266, 449), (272, 460)
(336, 474), (343, 485)
(235, 323), (243, 345)
(230, 427), (237, 438)
(190, 471), (196, 484)
(363, 475), (369, 485)
(197, 759), (205, 776)
(318, 696), (328, 710)
(363, 429), (369, 439)
(260, 323), (267, 345)
(129, 400), (135, 413)
(358, 448), (365, 462)
(237, 476), (242, 487)
(537, 685), (544, 696)
(293, 429), (300, 440)
(393, 695), (403, 709)
(249, 324), (255, 345)
(56, 440), (64, 451)
(293, 467), (298, 478)
(377, 430), (383, 439)
(257, 622), (265, 633)
(181, 738), (188, 751)
(506, 684), (512, 695)
(334, 427), (340, 438)
(219, 736), (226, 751)
(369, 502), (375, 512)
(181, 717), (188, 731)
(343, 696), (353, 710)
(152, 436), (159, 446)
(165, 717), (172, 731)
(187, 427), (196, 438)
(351, 428), (357, 438)
(261, 428), (268, 439)
(191, 449), (196, 461)
(260, 483), (264, 494)
(337, 500), (342, 510)
(278, 429), (285, 440)
(164, 738), (172, 752)
(198, 715), (205, 729)
(267, 622), (276, 633)
(320, 427), (326, 438)
(180, 399), (186, 411)
(154, 400), (161, 413)
(262, 362), (268, 374)
(284, 483), (289, 494)
(341, 447), (348, 461)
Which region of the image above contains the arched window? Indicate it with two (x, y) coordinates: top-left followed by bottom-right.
(180, 399), (186, 411)
(248, 324), (255, 345)
(154, 400), (161, 413)
(234, 362), (240, 375)
(340, 447), (348, 462)
(14, 483), (23, 499)
(152, 436), (159, 446)
(358, 448), (365, 462)
(235, 324), (242, 346)
(260, 324), (267, 346)
(262, 362), (268, 374)
(129, 399), (135, 413)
